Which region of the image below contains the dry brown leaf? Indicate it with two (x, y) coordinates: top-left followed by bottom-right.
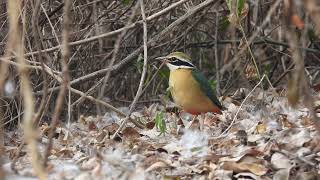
(271, 152), (293, 170)
(96, 130), (107, 143)
(222, 161), (268, 176)
(55, 147), (75, 158)
(296, 171), (320, 180)
(145, 121), (155, 129)
(82, 157), (100, 170)
(273, 168), (290, 180)
(122, 127), (140, 140)
(245, 64), (259, 80)
(300, 116), (314, 127)
(103, 123), (120, 135)
(145, 161), (171, 172)
(277, 128), (311, 149)
(88, 121), (97, 131)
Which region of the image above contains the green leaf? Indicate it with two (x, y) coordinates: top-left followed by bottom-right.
(155, 112), (166, 136)
(237, 0), (245, 17)
(225, 0), (246, 17)
(159, 69), (170, 80)
(208, 79), (217, 91)
(122, 0), (131, 5)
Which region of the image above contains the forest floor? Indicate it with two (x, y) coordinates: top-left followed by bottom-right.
(3, 88), (320, 180)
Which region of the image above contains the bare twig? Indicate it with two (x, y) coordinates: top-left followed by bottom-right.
(112, 0), (149, 139)
(220, 0), (282, 74)
(97, 2), (140, 115)
(44, 0), (72, 166)
(4, 0), (190, 61)
(212, 74), (267, 139)
(9, 0), (47, 179)
(214, 11), (220, 96)
(284, 0), (320, 133)
(35, 0), (222, 96)
(70, 87), (144, 129)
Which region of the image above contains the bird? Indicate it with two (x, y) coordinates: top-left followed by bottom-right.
(157, 52), (223, 120)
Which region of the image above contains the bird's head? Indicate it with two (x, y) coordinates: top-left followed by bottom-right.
(157, 52), (195, 70)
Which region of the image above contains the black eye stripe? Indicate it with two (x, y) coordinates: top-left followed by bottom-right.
(168, 57), (194, 68)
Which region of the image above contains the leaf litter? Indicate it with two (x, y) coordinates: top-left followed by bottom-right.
(3, 88), (320, 179)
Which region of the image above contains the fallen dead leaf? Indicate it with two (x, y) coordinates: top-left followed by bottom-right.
(103, 123), (120, 135)
(271, 152), (293, 170)
(222, 161), (268, 176)
(145, 161), (171, 172)
(273, 168), (290, 180)
(122, 127), (140, 140)
(277, 128), (311, 149)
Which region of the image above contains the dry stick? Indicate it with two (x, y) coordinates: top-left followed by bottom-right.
(70, 51), (112, 106)
(70, 87), (144, 129)
(239, 24), (261, 79)
(214, 11), (220, 96)
(26, 55), (144, 128)
(220, 0), (282, 75)
(33, 0), (191, 95)
(139, 62), (166, 96)
(10, 0), (47, 179)
(5, 0), (190, 60)
(0, 9), (11, 179)
(112, 0), (148, 139)
(71, 76), (105, 106)
(273, 63), (294, 86)
(43, 0), (72, 167)
(212, 74), (266, 139)
(11, 0), (50, 172)
(31, 0), (50, 127)
(97, 2), (140, 114)
(284, 4), (320, 133)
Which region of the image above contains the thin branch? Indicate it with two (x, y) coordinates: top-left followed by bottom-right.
(11, 0), (47, 179)
(112, 0), (149, 139)
(97, 2), (140, 114)
(5, 0), (190, 60)
(214, 11), (220, 96)
(44, 0), (72, 166)
(212, 74), (267, 139)
(220, 0), (282, 74)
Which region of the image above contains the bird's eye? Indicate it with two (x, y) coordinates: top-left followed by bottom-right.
(169, 57), (179, 62)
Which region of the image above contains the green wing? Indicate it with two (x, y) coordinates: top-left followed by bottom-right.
(191, 69), (223, 109)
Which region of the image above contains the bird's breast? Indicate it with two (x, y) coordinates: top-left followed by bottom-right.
(169, 69), (219, 114)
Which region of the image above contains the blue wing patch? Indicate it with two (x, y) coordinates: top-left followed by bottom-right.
(191, 69), (223, 109)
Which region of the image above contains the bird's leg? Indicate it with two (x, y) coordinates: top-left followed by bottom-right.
(187, 115), (198, 129)
(191, 115), (197, 122)
(199, 113), (204, 130)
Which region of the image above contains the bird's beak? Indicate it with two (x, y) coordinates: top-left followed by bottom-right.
(156, 56), (166, 60)
(156, 56), (168, 63)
